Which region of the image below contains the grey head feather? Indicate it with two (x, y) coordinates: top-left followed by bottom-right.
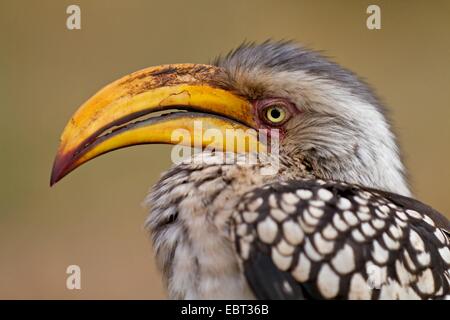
(214, 40), (385, 115)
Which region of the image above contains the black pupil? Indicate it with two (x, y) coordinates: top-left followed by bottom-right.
(270, 108), (281, 119)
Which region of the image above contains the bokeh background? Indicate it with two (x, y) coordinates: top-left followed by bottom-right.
(0, 0), (449, 299)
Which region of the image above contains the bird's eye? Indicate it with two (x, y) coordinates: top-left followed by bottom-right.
(264, 106), (286, 124)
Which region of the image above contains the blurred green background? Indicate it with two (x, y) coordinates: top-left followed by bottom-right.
(0, 0), (449, 299)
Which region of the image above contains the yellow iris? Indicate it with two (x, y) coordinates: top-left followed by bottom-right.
(265, 106), (286, 123)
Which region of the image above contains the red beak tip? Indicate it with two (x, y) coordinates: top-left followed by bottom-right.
(49, 168), (61, 187)
(50, 155), (67, 187)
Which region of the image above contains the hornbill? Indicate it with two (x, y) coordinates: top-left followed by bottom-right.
(51, 41), (450, 299)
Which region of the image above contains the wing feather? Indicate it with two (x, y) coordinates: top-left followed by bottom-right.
(232, 179), (450, 300)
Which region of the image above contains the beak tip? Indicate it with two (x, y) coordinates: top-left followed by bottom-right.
(50, 162), (62, 187)
(50, 151), (71, 187)
(49, 174), (58, 187)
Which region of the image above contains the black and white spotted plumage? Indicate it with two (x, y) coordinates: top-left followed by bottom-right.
(232, 180), (450, 300)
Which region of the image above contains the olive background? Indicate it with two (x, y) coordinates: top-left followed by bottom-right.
(0, 0), (449, 299)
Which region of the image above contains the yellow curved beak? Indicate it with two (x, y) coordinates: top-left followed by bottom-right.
(50, 64), (260, 185)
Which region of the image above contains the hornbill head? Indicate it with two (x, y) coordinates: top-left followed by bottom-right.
(51, 41), (409, 196)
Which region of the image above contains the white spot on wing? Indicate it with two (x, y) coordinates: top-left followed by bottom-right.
(271, 247), (292, 271)
(348, 273), (371, 300)
(304, 238), (323, 261)
(382, 232), (400, 250)
(352, 229), (365, 242)
(359, 191), (372, 199)
(403, 250), (417, 271)
(296, 189), (312, 200)
(257, 217), (278, 244)
(268, 194), (278, 208)
(395, 210), (408, 221)
(247, 197), (263, 211)
(317, 264), (340, 298)
(309, 200), (325, 208)
(282, 220), (304, 245)
(416, 269), (435, 295)
(303, 208), (320, 225)
(417, 252), (431, 267)
(379, 205), (390, 214)
(433, 229), (446, 245)
(322, 224), (338, 240)
(277, 239), (295, 256)
(343, 211), (358, 226)
(395, 260), (416, 286)
(375, 208), (388, 219)
(372, 240), (389, 264)
(406, 209), (422, 219)
(354, 196), (368, 205)
(337, 197), (352, 210)
(243, 211), (258, 223)
(438, 246), (450, 264)
(291, 253), (311, 282)
(314, 233), (335, 255)
(409, 229), (425, 251)
(332, 214), (349, 232)
(279, 201), (296, 214)
(331, 244), (355, 274)
(297, 216), (316, 234)
(318, 188), (333, 201)
(361, 222), (376, 237)
(271, 208), (288, 222)
(388, 224), (403, 239)
(308, 206), (324, 218)
(387, 203), (398, 209)
(372, 219), (385, 230)
(282, 192), (299, 205)
(357, 211), (371, 221)
(422, 215), (435, 227)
